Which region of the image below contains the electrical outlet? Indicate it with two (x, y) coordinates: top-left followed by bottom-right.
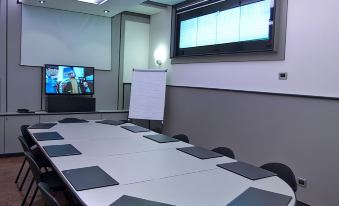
(297, 177), (307, 187)
(279, 72), (288, 80)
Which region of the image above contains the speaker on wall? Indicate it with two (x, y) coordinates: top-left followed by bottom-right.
(45, 96), (96, 112)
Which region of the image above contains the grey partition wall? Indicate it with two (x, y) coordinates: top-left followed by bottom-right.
(163, 86), (339, 206)
(7, 0), (41, 112)
(0, 0), (7, 112)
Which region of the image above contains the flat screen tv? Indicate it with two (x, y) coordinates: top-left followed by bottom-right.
(44, 64), (94, 95)
(172, 0), (277, 57)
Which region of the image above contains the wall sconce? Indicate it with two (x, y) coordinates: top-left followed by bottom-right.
(153, 45), (167, 67)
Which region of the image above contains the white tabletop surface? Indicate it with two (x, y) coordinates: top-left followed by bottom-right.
(29, 121), (296, 206)
(78, 169), (296, 206)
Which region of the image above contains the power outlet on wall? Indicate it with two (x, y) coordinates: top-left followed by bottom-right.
(279, 72), (288, 80)
(297, 177), (307, 187)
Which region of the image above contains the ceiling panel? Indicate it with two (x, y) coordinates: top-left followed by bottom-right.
(151, 0), (186, 5)
(21, 0), (146, 17)
(127, 4), (164, 15)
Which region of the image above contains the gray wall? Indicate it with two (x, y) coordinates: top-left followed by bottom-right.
(94, 14), (121, 110)
(2, 0), (120, 112)
(163, 86), (339, 206)
(118, 13), (150, 110)
(7, 0), (41, 112)
(0, 0), (7, 112)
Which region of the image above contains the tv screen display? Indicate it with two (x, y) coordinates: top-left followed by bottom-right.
(173, 0), (276, 57)
(45, 64), (94, 95)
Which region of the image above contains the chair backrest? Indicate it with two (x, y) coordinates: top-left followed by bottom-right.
(24, 152), (42, 183)
(20, 125), (36, 148)
(212, 147), (235, 159)
(38, 182), (61, 206)
(18, 136), (32, 153)
(172, 134), (189, 143)
(260, 163), (297, 193)
(152, 127), (162, 133)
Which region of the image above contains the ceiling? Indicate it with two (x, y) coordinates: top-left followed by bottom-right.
(20, 0), (186, 17)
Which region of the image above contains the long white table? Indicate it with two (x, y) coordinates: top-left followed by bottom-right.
(29, 121), (296, 206)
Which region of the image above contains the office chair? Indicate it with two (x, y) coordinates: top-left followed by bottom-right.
(23, 152), (65, 206)
(16, 136), (51, 192)
(260, 163), (309, 206)
(15, 125), (48, 185)
(15, 125), (36, 184)
(152, 127), (162, 133)
(172, 134), (189, 143)
(260, 163), (297, 193)
(20, 125), (36, 148)
(211, 147), (235, 159)
(38, 182), (61, 206)
(58, 117), (88, 123)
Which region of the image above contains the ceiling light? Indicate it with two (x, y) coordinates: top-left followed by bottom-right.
(104, 10), (110, 13)
(76, 0), (108, 5)
(39, 0), (45, 3)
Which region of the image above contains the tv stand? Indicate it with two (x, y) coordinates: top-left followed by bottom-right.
(45, 96), (96, 112)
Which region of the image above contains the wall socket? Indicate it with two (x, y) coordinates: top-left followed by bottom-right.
(279, 72), (288, 80)
(297, 177), (307, 187)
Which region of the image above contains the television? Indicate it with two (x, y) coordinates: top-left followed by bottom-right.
(172, 0), (277, 57)
(44, 64), (94, 95)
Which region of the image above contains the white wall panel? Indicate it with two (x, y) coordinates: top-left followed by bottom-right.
(123, 20), (150, 83)
(150, 0), (339, 98)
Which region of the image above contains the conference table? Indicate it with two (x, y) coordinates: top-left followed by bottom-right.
(28, 120), (296, 206)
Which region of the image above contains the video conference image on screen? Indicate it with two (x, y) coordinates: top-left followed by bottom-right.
(45, 65), (94, 95)
(179, 0), (272, 49)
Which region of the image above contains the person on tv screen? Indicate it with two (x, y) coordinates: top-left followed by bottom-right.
(82, 81), (91, 93)
(62, 68), (80, 94)
(45, 67), (59, 94)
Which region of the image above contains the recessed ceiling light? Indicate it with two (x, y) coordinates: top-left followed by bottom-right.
(76, 0), (108, 5)
(104, 10), (110, 13)
(39, 0), (45, 3)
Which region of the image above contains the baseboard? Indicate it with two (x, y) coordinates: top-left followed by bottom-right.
(0, 152), (24, 158)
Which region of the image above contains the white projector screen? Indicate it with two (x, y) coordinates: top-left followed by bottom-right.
(21, 5), (111, 70)
(128, 69), (167, 121)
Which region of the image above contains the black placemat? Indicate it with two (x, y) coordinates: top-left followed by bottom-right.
(227, 187), (292, 206)
(110, 195), (175, 206)
(96, 120), (124, 126)
(62, 166), (119, 191)
(58, 118), (89, 123)
(121, 125), (150, 133)
(143, 134), (179, 143)
(29, 123), (57, 129)
(43, 144), (81, 157)
(33, 132), (64, 141)
(177, 146), (223, 159)
(217, 162), (276, 180)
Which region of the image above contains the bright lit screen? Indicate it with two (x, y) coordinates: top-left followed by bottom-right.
(179, 0), (271, 48)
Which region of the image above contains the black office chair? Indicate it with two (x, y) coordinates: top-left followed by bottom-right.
(211, 147), (235, 159)
(260, 163), (297, 193)
(38, 182), (61, 206)
(172, 134), (189, 143)
(295, 201), (310, 206)
(15, 125), (36, 184)
(59, 117), (87, 123)
(17, 136), (51, 192)
(260, 163), (309, 205)
(21, 125), (36, 148)
(23, 152), (65, 206)
(15, 124), (48, 185)
(152, 127), (162, 133)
